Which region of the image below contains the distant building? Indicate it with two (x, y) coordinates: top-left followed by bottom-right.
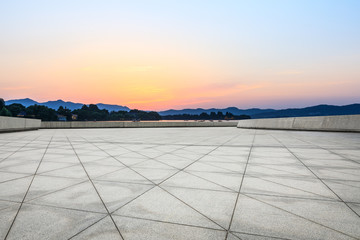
(17, 111), (26, 117)
(71, 114), (78, 120)
(57, 115), (67, 121)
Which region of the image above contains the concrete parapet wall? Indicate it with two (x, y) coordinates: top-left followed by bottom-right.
(237, 115), (360, 132)
(41, 121), (238, 129)
(0, 116), (41, 132)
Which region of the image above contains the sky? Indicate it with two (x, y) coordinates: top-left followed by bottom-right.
(0, 0), (359, 110)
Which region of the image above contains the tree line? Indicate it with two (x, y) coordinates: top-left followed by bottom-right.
(162, 112), (250, 120)
(0, 99), (161, 121)
(0, 98), (250, 121)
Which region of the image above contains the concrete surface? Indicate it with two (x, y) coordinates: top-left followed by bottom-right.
(41, 121), (238, 129)
(0, 127), (359, 240)
(0, 117), (41, 133)
(237, 114), (360, 132)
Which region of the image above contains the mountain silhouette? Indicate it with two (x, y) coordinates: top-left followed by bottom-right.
(5, 98), (130, 112)
(158, 107), (274, 116)
(4, 98), (360, 118)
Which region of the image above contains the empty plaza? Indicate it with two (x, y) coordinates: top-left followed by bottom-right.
(0, 127), (359, 240)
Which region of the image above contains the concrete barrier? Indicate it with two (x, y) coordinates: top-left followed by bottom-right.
(237, 115), (360, 132)
(0, 116), (41, 133)
(41, 121), (238, 129)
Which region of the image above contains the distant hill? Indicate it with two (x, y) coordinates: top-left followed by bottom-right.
(39, 100), (84, 110)
(158, 107), (275, 116)
(159, 104), (360, 118)
(5, 98), (360, 118)
(6, 98), (38, 107)
(5, 98), (130, 112)
(96, 103), (130, 112)
(251, 104), (360, 118)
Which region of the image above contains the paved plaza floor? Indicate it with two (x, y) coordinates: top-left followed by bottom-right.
(0, 127), (359, 240)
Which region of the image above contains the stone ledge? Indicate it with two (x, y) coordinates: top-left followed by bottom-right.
(237, 114), (360, 132)
(41, 121), (238, 128)
(0, 116), (41, 133)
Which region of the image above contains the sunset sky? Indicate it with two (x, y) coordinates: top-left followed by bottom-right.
(1, 0), (359, 110)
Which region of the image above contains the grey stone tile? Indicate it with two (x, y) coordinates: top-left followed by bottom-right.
(130, 167), (178, 184)
(117, 152), (149, 159)
(330, 149), (360, 161)
(155, 153), (194, 162)
(161, 171), (233, 192)
(114, 186), (222, 229)
(93, 180), (153, 212)
(6, 204), (106, 240)
(42, 153), (79, 163)
(95, 167), (153, 184)
(101, 148), (132, 156)
(90, 157), (127, 167)
(24, 175), (85, 202)
(0, 176), (32, 201)
(257, 194), (360, 236)
(163, 186), (238, 228)
(0, 172), (30, 183)
(323, 179), (360, 203)
(113, 215), (226, 240)
(294, 152), (345, 160)
(37, 161), (76, 173)
(0, 160), (39, 174)
(77, 154), (112, 163)
(186, 161), (240, 173)
(198, 160), (247, 173)
(302, 158), (360, 168)
(0, 159), (31, 168)
(46, 148), (76, 155)
(112, 156), (148, 166)
(27, 181), (107, 213)
(155, 157), (193, 169)
(231, 194), (355, 240)
(201, 154), (249, 163)
(70, 216), (122, 240)
(246, 163), (315, 178)
(185, 170), (242, 191)
(225, 233), (242, 240)
(348, 203), (360, 216)
(308, 166), (360, 181)
(39, 164), (88, 179)
(171, 150), (204, 159)
(248, 156), (301, 165)
(0, 200), (17, 210)
(0, 202), (21, 239)
(82, 162), (124, 178)
(183, 146), (216, 154)
(241, 176), (339, 200)
(5, 150), (45, 161)
(137, 149), (164, 158)
(211, 146), (250, 156)
(250, 149), (293, 158)
(131, 159), (177, 169)
(1, 128), (359, 239)
(228, 232), (281, 240)
(151, 145), (184, 153)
